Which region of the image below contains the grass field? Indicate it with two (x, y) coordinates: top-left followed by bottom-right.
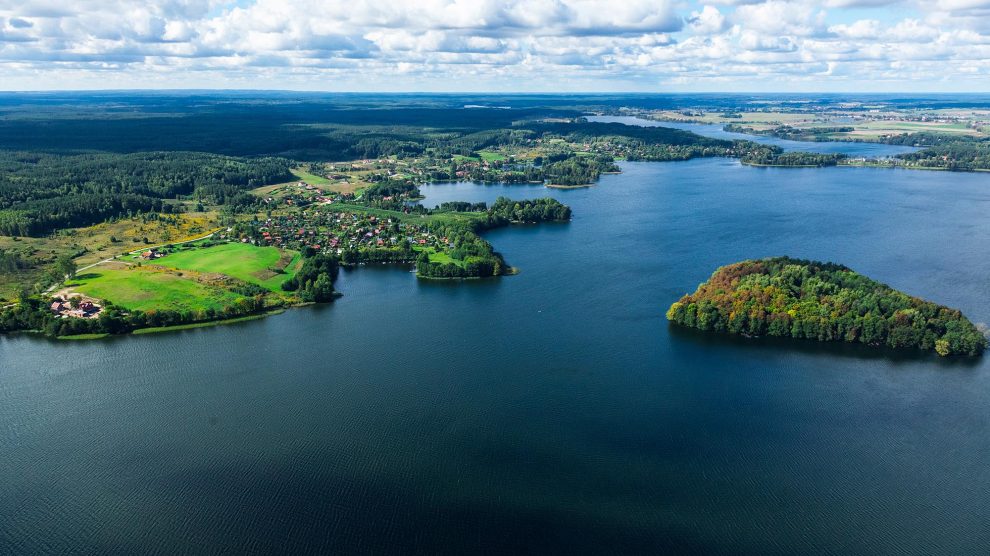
(0, 213), (219, 300)
(153, 242), (298, 291)
(290, 167), (332, 185)
(477, 150), (507, 162)
(71, 265), (248, 313)
(258, 166), (366, 195)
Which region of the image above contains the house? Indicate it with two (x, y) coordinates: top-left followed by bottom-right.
(51, 301), (64, 313)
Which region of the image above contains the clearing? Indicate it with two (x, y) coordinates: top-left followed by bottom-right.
(70, 263), (249, 313)
(153, 242), (299, 291)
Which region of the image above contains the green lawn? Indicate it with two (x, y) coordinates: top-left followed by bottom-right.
(413, 246), (465, 267)
(72, 267), (248, 313)
(290, 167), (332, 185)
(478, 151), (507, 162)
(154, 242), (298, 291)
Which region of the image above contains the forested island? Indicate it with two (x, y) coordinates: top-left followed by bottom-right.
(666, 257), (987, 357)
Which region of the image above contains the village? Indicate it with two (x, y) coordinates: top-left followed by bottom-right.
(235, 208), (453, 259)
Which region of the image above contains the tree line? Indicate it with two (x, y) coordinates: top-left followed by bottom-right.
(0, 151), (292, 236)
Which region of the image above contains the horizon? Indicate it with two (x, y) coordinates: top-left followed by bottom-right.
(3, 89), (990, 96)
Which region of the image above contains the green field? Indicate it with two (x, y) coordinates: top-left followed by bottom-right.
(290, 167), (332, 185)
(72, 266), (249, 313)
(155, 242), (299, 291)
(477, 150), (507, 162)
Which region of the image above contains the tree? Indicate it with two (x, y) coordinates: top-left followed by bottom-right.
(55, 254), (77, 281)
(311, 273), (335, 302)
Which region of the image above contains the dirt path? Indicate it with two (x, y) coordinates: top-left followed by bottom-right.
(45, 229), (221, 293)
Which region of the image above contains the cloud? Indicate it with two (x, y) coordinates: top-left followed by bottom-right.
(688, 6), (729, 35)
(0, 0), (988, 91)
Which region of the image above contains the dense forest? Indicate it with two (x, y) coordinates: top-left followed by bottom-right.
(0, 152), (292, 236)
(279, 253), (339, 302)
(542, 154), (619, 185)
(724, 124), (854, 141)
(896, 139), (990, 170)
(666, 257), (987, 356)
(485, 197), (571, 224)
(739, 147), (846, 167)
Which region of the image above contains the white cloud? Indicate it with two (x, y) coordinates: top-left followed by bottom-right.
(0, 0), (989, 91)
(688, 6), (729, 35)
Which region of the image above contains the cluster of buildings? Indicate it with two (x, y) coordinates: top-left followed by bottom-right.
(262, 181), (348, 207)
(243, 210), (450, 255)
(139, 248), (166, 260)
(50, 297), (102, 319)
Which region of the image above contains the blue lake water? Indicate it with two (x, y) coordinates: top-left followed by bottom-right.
(3, 159), (990, 554)
(588, 115), (921, 158)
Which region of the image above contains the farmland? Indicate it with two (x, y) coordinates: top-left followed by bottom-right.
(152, 242), (301, 291)
(65, 242), (303, 317)
(70, 263), (251, 313)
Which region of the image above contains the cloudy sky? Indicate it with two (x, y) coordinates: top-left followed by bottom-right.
(1, 0), (989, 92)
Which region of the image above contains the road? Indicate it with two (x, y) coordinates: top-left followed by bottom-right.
(46, 229), (220, 293)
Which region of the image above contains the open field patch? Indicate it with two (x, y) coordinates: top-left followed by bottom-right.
(153, 242), (298, 292)
(70, 266), (248, 313)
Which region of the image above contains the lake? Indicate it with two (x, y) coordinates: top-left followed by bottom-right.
(3, 158), (990, 554)
(588, 115), (921, 158)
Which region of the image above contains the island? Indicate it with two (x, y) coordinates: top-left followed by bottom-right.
(666, 257), (988, 356)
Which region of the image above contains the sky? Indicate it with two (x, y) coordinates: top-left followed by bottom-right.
(1, 0), (989, 92)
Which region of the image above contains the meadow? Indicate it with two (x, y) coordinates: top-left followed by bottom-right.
(153, 242), (300, 291)
(71, 264), (249, 313)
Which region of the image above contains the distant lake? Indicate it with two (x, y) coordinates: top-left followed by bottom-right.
(588, 115), (921, 158)
(4, 159), (990, 554)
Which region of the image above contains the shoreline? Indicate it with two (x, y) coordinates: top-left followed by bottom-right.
(56, 309), (290, 340)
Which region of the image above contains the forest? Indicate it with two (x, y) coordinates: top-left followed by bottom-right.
(896, 139), (990, 170)
(542, 154), (619, 185)
(279, 252), (339, 303)
(0, 152), (292, 236)
(666, 257), (987, 356)
(739, 147), (846, 167)
(485, 197), (571, 224)
(724, 124), (854, 141)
